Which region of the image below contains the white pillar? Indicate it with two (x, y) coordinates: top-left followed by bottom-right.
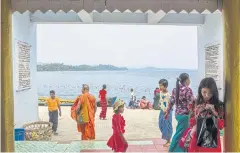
(197, 14), (223, 100)
(12, 12), (39, 127)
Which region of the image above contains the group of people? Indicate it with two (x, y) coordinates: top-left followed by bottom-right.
(45, 72), (225, 152)
(158, 73), (224, 152)
(128, 88), (153, 109)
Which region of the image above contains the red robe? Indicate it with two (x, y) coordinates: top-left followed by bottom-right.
(107, 114), (128, 152)
(99, 89), (107, 119)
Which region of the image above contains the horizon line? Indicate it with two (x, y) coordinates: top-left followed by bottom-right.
(37, 62), (198, 70)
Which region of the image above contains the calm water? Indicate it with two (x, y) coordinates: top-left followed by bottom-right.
(37, 70), (199, 104)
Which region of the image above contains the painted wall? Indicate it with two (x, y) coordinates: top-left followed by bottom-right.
(12, 12), (39, 127)
(197, 14), (223, 101)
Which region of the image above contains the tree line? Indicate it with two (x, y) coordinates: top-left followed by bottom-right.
(37, 63), (128, 71)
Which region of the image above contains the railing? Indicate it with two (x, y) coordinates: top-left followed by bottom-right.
(38, 97), (75, 103)
(38, 96), (117, 107)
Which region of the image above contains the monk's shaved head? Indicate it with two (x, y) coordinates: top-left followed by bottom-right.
(82, 84), (89, 92)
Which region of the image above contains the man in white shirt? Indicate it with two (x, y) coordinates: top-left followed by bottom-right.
(128, 88), (135, 108)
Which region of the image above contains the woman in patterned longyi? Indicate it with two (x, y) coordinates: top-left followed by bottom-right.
(165, 73), (195, 152)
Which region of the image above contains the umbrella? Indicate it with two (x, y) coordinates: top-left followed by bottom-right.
(111, 97), (117, 105)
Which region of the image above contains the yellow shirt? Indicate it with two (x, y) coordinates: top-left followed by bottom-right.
(46, 97), (60, 111)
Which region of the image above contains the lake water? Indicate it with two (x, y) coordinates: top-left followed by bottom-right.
(37, 70), (199, 104)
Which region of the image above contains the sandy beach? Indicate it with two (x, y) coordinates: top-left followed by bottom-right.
(38, 106), (177, 141)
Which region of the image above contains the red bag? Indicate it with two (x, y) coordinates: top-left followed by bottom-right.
(179, 128), (191, 148)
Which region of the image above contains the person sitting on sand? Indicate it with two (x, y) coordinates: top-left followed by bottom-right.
(128, 96), (139, 109)
(140, 96), (152, 109)
(133, 96), (139, 109)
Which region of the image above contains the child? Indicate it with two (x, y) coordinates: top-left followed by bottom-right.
(158, 79), (173, 147)
(187, 77), (224, 152)
(107, 99), (128, 152)
(46, 90), (62, 135)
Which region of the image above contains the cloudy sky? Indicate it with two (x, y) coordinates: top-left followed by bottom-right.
(37, 24), (198, 69)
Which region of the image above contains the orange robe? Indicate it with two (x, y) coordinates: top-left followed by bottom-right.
(71, 93), (96, 140)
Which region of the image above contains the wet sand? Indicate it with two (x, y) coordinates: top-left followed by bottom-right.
(39, 106), (177, 141)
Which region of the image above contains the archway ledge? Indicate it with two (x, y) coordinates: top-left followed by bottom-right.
(12, 0), (222, 14)
(13, 9), (222, 15)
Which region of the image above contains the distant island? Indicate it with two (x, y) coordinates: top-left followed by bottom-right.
(37, 63), (128, 71)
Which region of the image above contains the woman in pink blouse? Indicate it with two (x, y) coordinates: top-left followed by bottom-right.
(165, 73), (195, 152)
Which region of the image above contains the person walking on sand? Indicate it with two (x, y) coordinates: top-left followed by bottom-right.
(165, 73), (195, 152)
(107, 99), (128, 152)
(99, 84), (108, 120)
(128, 88), (135, 108)
(46, 90), (62, 135)
(158, 79), (173, 147)
(73, 84), (97, 140)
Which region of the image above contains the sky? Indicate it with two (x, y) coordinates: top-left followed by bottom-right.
(37, 24), (198, 69)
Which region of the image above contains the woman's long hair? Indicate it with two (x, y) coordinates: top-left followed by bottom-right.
(197, 77), (220, 112)
(176, 73), (189, 105)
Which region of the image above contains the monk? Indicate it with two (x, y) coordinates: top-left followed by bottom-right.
(71, 84), (97, 140)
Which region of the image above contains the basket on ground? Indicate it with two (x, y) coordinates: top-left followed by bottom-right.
(23, 121), (53, 141)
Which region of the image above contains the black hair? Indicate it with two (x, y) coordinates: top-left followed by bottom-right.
(159, 79), (168, 88)
(176, 73), (189, 105)
(197, 77), (220, 112)
(142, 96), (146, 99)
(130, 88), (133, 92)
(102, 84), (106, 89)
(50, 90), (55, 94)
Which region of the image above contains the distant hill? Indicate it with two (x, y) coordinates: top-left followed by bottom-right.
(37, 63), (128, 71)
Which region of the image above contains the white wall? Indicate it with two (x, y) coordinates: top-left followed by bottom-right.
(12, 12), (39, 127)
(197, 14), (223, 101)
